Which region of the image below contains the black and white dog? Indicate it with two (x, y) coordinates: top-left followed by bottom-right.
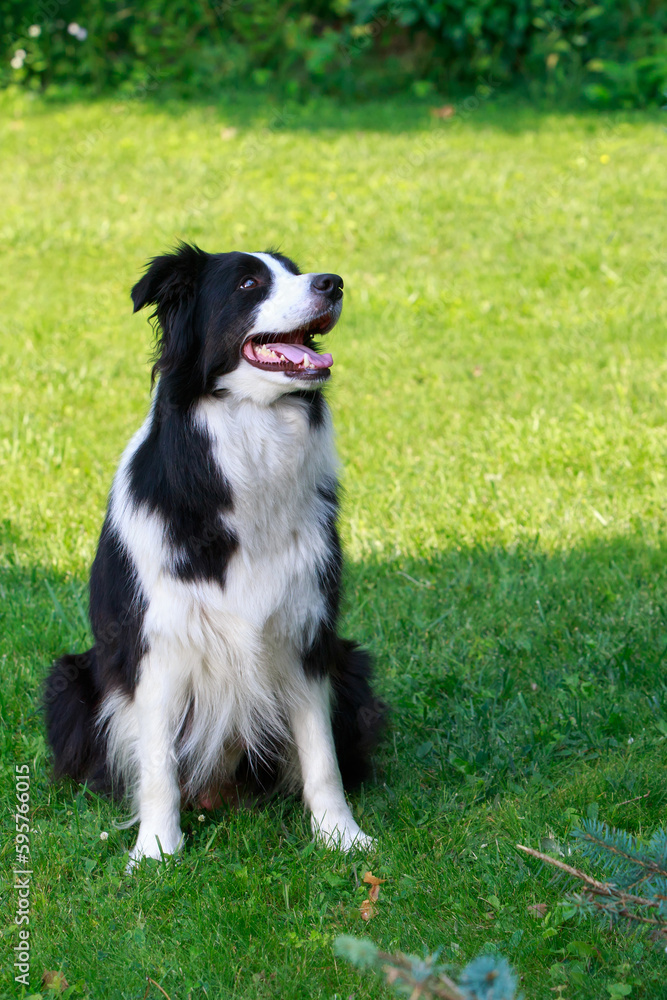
(45, 244), (385, 863)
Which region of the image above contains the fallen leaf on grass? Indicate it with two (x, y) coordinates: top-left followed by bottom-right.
(42, 971), (68, 992)
(360, 872), (387, 919)
(362, 871), (386, 886)
(528, 903), (548, 918)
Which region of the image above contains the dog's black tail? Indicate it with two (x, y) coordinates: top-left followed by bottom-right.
(44, 649), (109, 789)
(331, 639), (388, 791)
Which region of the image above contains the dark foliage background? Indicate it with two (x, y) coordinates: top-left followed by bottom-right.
(2, 2), (666, 106)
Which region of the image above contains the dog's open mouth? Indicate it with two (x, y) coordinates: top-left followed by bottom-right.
(242, 313), (335, 380)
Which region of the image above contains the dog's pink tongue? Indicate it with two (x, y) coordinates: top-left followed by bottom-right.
(269, 342), (333, 368)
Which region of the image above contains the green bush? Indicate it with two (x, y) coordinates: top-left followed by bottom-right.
(344, 0), (667, 105)
(2, 0), (666, 105)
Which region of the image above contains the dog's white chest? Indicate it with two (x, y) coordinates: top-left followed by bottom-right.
(198, 395), (337, 649)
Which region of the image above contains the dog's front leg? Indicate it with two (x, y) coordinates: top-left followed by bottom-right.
(128, 651), (183, 866)
(290, 677), (374, 852)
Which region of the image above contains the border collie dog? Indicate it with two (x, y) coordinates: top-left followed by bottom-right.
(45, 244), (385, 863)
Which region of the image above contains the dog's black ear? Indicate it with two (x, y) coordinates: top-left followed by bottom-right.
(131, 243), (207, 396)
(131, 242), (205, 315)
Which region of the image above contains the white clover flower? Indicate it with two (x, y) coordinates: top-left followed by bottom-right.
(67, 22), (80, 35)
(99, 831), (109, 841)
(28, 25), (41, 37)
(197, 814), (205, 823)
(76, 27), (88, 41)
(10, 53), (25, 69)
(15, 48), (26, 58)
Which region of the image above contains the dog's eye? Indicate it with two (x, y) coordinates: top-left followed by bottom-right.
(239, 276), (258, 290)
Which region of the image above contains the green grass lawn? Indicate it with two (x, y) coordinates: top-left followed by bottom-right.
(1, 89), (667, 999)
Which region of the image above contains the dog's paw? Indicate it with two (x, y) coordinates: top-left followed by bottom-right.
(311, 813), (376, 853)
(126, 827), (184, 870)
(338, 828), (376, 853)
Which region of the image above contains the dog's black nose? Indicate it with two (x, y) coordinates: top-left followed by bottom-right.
(311, 273), (344, 301)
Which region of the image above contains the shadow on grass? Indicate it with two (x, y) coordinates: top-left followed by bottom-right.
(345, 538), (667, 828)
(3, 534), (667, 825)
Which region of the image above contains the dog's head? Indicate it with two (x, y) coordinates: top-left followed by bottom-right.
(131, 243), (343, 407)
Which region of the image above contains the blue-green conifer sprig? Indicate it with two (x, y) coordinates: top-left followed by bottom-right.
(573, 819), (667, 893)
(334, 935), (519, 999)
(518, 821), (667, 947)
(459, 955), (518, 1000)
